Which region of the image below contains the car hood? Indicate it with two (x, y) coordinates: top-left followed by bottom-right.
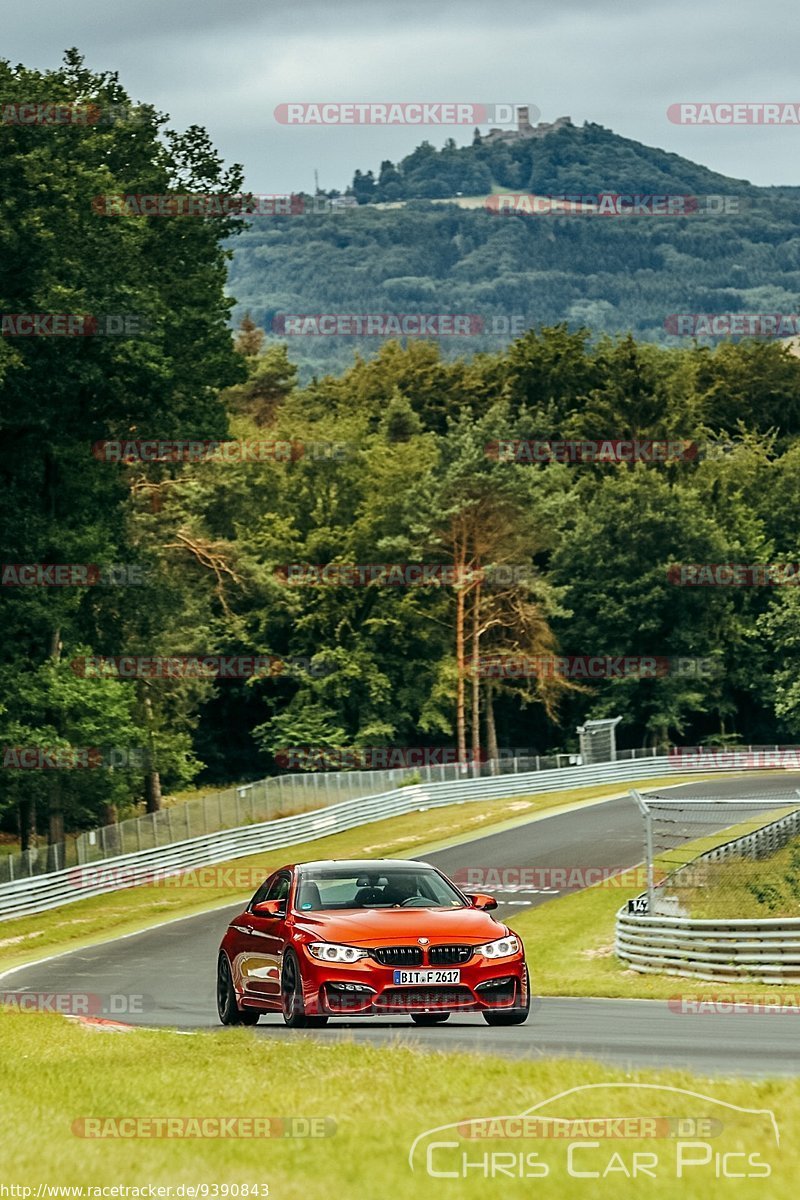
(291, 906), (509, 945)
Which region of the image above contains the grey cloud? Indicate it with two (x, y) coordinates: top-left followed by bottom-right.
(0, 0), (797, 191)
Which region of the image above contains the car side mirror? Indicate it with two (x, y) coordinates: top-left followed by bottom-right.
(252, 899), (287, 918)
(467, 892), (498, 911)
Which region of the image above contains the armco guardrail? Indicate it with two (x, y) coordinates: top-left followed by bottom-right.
(617, 806), (800, 983)
(616, 913), (800, 984)
(0, 753), (695, 921)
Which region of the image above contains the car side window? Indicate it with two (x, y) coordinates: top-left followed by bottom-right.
(269, 873), (291, 903)
(249, 872), (292, 911)
(249, 874), (276, 909)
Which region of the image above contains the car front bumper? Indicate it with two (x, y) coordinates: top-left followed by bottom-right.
(298, 948), (528, 1016)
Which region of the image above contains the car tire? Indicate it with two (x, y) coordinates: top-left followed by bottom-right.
(481, 967), (531, 1026)
(410, 1012), (451, 1025)
(217, 953), (260, 1026)
(280, 949), (329, 1028)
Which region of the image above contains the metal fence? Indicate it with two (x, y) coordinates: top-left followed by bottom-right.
(0, 746), (671, 885)
(0, 752), (688, 921)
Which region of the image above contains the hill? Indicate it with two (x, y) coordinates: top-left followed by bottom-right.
(228, 120), (800, 379)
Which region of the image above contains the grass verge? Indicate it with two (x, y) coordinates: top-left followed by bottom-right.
(679, 833), (800, 919)
(0, 1008), (794, 1198)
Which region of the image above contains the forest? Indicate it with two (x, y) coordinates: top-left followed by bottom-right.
(3, 55), (800, 848)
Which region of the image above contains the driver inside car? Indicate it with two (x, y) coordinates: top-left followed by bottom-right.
(382, 874), (424, 906)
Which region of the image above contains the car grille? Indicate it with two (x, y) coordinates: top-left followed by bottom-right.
(377, 987), (474, 1009)
(428, 945), (475, 965)
(370, 946), (423, 967)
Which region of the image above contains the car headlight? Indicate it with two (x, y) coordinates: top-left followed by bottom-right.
(475, 934), (521, 959)
(307, 942), (368, 963)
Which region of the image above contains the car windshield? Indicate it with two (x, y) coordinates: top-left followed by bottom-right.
(295, 868), (465, 911)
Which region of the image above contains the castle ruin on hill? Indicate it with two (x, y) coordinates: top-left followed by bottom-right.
(479, 109), (573, 145)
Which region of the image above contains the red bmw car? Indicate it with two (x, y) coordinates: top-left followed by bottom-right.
(217, 858), (530, 1027)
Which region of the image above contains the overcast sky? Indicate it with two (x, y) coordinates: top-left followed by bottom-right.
(3, 0), (798, 192)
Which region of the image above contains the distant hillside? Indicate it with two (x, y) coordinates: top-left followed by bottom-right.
(228, 121), (800, 380)
(346, 118), (758, 203)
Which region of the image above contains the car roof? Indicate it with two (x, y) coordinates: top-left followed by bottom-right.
(289, 858), (434, 872)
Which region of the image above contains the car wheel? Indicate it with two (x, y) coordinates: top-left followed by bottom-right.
(280, 949), (328, 1028)
(217, 953), (260, 1026)
(482, 967), (531, 1026)
(410, 1012), (450, 1025)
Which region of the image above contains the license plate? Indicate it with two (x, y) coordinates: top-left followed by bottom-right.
(392, 969), (460, 985)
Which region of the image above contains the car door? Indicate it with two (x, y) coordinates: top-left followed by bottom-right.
(237, 870), (292, 1003)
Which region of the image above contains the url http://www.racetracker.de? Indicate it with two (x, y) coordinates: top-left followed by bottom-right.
(0, 1187), (271, 1198)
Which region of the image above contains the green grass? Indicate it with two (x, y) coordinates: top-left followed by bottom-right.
(2, 773), (798, 1195)
(1, 777), (694, 977)
(510, 808), (800, 1000)
(0, 1008), (794, 1198)
(677, 834), (800, 919)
